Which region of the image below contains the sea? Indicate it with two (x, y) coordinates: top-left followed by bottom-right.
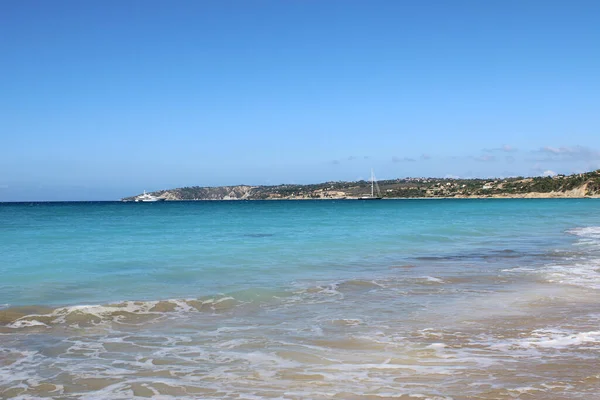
(1, 199), (600, 399)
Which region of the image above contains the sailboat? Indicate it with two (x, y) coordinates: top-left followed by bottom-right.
(359, 169), (382, 200)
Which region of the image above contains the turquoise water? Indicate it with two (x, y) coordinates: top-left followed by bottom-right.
(1, 199), (600, 399)
(1, 199), (594, 307)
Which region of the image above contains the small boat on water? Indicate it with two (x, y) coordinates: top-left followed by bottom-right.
(358, 169), (382, 200)
(135, 191), (165, 202)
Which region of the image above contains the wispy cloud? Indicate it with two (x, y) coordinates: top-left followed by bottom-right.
(483, 145), (517, 153)
(473, 155), (496, 162)
(531, 163), (559, 177)
(330, 155), (368, 165)
(540, 146), (567, 154)
(420, 154), (431, 160)
(533, 145), (600, 162)
(392, 156), (416, 163)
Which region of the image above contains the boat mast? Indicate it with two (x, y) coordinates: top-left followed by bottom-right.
(371, 169), (374, 198)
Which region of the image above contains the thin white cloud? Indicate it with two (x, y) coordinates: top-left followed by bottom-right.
(534, 145), (600, 162)
(542, 146), (562, 154)
(331, 155), (368, 164)
(420, 154), (431, 160)
(392, 156), (416, 163)
(483, 145), (518, 153)
(474, 155), (496, 162)
(531, 163), (561, 177)
(531, 163), (544, 173)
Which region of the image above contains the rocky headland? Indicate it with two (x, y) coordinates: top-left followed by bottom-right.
(123, 170), (600, 201)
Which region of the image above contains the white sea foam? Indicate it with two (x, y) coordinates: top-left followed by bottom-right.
(567, 226), (600, 239)
(3, 295), (245, 330)
(567, 226), (600, 253)
(513, 329), (600, 349)
(7, 319), (49, 329)
(501, 226), (600, 290)
(420, 276), (445, 284)
(426, 343), (447, 350)
(483, 327), (600, 354)
(541, 260), (600, 290)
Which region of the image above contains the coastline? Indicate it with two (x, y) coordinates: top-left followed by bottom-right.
(123, 170), (600, 202)
(128, 194), (600, 201)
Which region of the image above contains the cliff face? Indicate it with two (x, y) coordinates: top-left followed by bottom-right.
(123, 170), (600, 201)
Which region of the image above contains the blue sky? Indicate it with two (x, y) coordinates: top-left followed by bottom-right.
(1, 0), (599, 200)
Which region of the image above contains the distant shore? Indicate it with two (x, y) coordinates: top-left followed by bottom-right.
(123, 170), (600, 201)
(123, 194), (600, 202)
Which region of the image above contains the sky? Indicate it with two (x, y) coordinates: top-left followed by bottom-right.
(1, 0), (600, 201)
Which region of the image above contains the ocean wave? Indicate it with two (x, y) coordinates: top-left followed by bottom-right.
(0, 296), (242, 330)
(3, 283), (600, 399)
(490, 328), (600, 350)
(541, 260), (600, 290)
(497, 226), (600, 291)
(415, 249), (523, 261)
(502, 260), (600, 291)
(567, 226), (600, 239)
(1, 275), (456, 330)
(1, 279), (388, 330)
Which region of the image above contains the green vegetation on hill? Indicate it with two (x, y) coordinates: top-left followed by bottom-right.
(123, 170), (600, 201)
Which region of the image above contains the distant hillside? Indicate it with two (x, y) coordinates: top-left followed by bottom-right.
(123, 170), (600, 201)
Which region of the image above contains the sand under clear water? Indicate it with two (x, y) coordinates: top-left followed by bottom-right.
(1, 200), (599, 399)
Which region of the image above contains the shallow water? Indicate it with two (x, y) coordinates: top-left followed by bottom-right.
(1, 199), (600, 399)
